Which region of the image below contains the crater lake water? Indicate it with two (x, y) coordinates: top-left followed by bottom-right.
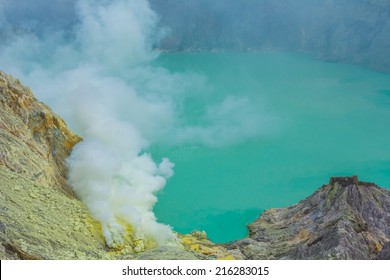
(150, 52), (390, 243)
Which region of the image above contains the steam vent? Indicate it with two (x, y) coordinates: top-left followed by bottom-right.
(1, 0), (390, 262)
(0, 72), (390, 259)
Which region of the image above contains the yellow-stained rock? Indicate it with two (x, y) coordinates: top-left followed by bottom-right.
(180, 231), (234, 259)
(0, 71), (81, 197)
(0, 70), (227, 260)
(218, 255), (235, 260)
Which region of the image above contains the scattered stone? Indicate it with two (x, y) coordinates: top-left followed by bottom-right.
(29, 192), (37, 199)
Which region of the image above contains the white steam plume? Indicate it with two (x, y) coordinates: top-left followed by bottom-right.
(60, 0), (175, 246)
(67, 84), (175, 246)
(0, 0), (177, 247)
(0, 0), (273, 246)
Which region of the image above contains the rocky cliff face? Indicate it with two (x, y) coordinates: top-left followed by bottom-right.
(0, 71), (81, 197)
(227, 176), (390, 260)
(0, 70), (230, 260)
(0, 70), (107, 259)
(151, 0), (390, 72)
(1, 71), (389, 260)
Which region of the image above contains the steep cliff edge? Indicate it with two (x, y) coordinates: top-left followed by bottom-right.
(0, 71), (81, 197)
(1, 71), (389, 260)
(0, 70), (107, 259)
(227, 176), (390, 260)
(0, 70), (230, 260)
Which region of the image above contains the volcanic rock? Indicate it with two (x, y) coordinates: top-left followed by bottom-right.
(227, 176), (390, 259)
(1, 70), (389, 260)
(0, 71), (81, 197)
(378, 242), (390, 260)
(0, 70), (229, 260)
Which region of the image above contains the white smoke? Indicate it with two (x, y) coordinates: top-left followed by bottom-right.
(173, 95), (274, 147)
(66, 78), (176, 246)
(0, 0), (272, 247)
(75, 0), (159, 70)
(60, 0), (176, 246)
(0, 0), (177, 246)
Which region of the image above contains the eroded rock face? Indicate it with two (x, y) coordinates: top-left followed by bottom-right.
(1, 71), (389, 260)
(0, 71), (109, 259)
(0, 71), (226, 260)
(0, 71), (81, 197)
(227, 176), (390, 260)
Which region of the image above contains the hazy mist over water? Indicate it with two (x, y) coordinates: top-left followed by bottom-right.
(152, 52), (390, 241)
(1, 0), (390, 243)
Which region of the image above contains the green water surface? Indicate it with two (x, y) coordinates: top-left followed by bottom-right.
(151, 52), (390, 242)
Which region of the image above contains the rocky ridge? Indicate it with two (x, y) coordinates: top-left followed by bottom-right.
(1, 71), (389, 260)
(0, 70), (110, 259)
(0, 70), (230, 260)
(0, 71), (81, 197)
(227, 176), (390, 260)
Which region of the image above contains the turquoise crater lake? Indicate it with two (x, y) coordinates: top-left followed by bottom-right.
(151, 52), (390, 243)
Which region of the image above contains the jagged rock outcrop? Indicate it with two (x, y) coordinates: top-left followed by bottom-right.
(0, 70), (231, 260)
(1, 71), (389, 260)
(227, 176), (390, 260)
(0, 71), (81, 197)
(0, 70), (108, 259)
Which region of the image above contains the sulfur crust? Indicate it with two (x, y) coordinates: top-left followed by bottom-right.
(0, 70), (229, 260)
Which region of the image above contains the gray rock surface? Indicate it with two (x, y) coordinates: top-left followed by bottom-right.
(1, 70), (389, 260)
(134, 246), (201, 260)
(227, 176), (390, 259)
(378, 242), (390, 260)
